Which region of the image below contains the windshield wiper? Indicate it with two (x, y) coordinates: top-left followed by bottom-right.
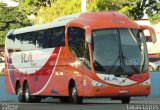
(94, 60), (107, 72)
(107, 29), (126, 75)
(107, 29), (140, 76)
(106, 55), (122, 74)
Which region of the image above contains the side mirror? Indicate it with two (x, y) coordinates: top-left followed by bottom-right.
(84, 26), (92, 43)
(140, 25), (157, 43)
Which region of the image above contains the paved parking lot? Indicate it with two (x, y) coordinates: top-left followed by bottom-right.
(0, 98), (160, 110)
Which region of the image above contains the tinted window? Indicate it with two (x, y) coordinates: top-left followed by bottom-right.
(23, 32), (36, 51)
(15, 34), (23, 52)
(68, 27), (85, 57)
(48, 27), (65, 47)
(36, 30), (48, 49)
(92, 28), (148, 74)
(6, 35), (15, 53)
(36, 27), (65, 49)
(6, 26), (65, 52)
(68, 27), (91, 69)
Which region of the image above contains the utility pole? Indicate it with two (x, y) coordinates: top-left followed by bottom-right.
(81, 0), (86, 12)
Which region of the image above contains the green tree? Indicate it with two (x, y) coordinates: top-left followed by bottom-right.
(119, 0), (149, 20)
(149, 13), (160, 24)
(15, 0), (160, 24)
(33, 0), (155, 24)
(146, 0), (160, 24)
(146, 0), (160, 17)
(33, 0), (132, 24)
(32, 0), (81, 24)
(0, 4), (31, 46)
(15, 0), (53, 17)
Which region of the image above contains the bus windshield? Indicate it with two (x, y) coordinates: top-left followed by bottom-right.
(92, 28), (148, 75)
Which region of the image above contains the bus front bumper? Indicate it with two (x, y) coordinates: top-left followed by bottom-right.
(82, 85), (150, 97)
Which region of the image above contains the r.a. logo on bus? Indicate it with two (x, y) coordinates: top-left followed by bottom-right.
(21, 52), (33, 63)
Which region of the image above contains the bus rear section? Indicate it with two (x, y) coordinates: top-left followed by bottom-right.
(4, 11), (156, 104)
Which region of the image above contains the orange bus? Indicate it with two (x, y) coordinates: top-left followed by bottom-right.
(5, 11), (156, 104)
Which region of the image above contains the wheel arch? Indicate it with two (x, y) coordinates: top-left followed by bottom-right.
(23, 80), (28, 91)
(68, 78), (83, 104)
(68, 78), (75, 94)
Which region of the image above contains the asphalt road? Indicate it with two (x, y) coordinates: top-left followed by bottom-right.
(0, 98), (160, 110)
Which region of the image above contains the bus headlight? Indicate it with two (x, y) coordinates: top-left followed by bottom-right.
(91, 80), (107, 87)
(139, 79), (150, 86)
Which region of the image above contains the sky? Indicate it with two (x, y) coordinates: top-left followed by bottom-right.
(0, 0), (18, 7)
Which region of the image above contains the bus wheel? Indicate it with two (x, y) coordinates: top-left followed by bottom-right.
(24, 83), (32, 103)
(16, 84), (25, 102)
(69, 83), (83, 104)
(24, 83), (41, 103)
(121, 97), (130, 104)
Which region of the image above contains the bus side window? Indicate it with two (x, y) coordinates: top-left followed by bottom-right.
(68, 27), (85, 58)
(68, 27), (91, 69)
(49, 26), (65, 47)
(36, 30), (48, 49)
(6, 35), (15, 53)
(15, 34), (23, 52)
(22, 32), (36, 51)
(36, 26), (65, 49)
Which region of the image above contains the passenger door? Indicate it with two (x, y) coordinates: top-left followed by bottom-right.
(67, 27), (91, 96)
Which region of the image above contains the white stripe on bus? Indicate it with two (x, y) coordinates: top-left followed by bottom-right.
(31, 47), (61, 95)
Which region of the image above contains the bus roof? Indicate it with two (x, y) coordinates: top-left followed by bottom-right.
(7, 13), (81, 36)
(69, 11), (140, 29)
(7, 11), (140, 36)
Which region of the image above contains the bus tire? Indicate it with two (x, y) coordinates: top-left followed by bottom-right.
(16, 84), (25, 102)
(24, 82), (41, 103)
(121, 97), (130, 104)
(24, 83), (32, 103)
(69, 83), (83, 104)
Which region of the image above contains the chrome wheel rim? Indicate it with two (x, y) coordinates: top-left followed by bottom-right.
(72, 87), (77, 99)
(25, 88), (30, 100)
(17, 88), (22, 99)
